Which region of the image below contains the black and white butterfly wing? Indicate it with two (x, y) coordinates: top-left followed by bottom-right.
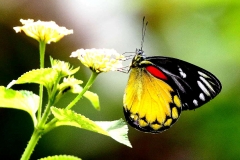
(146, 56), (222, 110)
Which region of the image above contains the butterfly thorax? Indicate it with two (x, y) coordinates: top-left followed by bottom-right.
(130, 49), (151, 69)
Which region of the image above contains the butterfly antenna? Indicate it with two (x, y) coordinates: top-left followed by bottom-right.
(141, 16), (148, 51)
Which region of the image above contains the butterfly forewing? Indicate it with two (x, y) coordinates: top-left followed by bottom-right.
(145, 56), (222, 110)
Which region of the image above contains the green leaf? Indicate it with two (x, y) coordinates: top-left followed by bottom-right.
(83, 91), (100, 110)
(38, 155), (81, 160)
(0, 86), (39, 126)
(51, 107), (132, 147)
(95, 120), (132, 148)
(7, 68), (58, 91)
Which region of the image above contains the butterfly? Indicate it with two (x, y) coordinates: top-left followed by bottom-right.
(123, 18), (222, 133)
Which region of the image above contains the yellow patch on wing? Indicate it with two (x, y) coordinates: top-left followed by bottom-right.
(173, 95), (181, 108)
(171, 107), (179, 119)
(124, 67), (182, 132)
(164, 119), (172, 127)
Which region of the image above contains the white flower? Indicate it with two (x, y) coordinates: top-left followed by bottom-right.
(70, 48), (125, 73)
(13, 19), (73, 44)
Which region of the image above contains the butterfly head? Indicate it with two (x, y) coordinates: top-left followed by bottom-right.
(129, 17), (149, 70)
(130, 48), (146, 69)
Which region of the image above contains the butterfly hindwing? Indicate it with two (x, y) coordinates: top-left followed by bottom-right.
(124, 64), (182, 133)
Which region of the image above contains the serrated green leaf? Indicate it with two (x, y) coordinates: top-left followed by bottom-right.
(95, 120), (132, 147)
(0, 86), (39, 126)
(51, 107), (132, 147)
(84, 91), (100, 110)
(7, 68), (58, 91)
(38, 155), (81, 160)
(51, 107), (108, 135)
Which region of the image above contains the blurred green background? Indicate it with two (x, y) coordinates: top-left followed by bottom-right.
(0, 0), (239, 159)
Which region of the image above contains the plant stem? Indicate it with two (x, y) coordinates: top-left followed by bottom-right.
(38, 75), (62, 128)
(20, 129), (42, 160)
(66, 71), (98, 110)
(21, 41), (46, 160)
(37, 41), (46, 122)
(38, 101), (52, 127)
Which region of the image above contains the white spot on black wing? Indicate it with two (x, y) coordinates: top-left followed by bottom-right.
(178, 67), (186, 78)
(197, 80), (211, 96)
(198, 71), (210, 78)
(199, 93), (205, 101)
(199, 77), (215, 94)
(193, 99), (198, 106)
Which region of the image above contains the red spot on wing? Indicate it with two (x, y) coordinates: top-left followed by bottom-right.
(146, 65), (168, 80)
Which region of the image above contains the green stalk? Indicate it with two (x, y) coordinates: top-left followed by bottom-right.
(21, 41), (46, 160)
(37, 75), (61, 128)
(37, 41), (46, 121)
(66, 71), (98, 110)
(20, 129), (42, 160)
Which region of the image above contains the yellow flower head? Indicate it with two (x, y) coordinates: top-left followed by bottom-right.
(13, 19), (73, 44)
(70, 48), (125, 73)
